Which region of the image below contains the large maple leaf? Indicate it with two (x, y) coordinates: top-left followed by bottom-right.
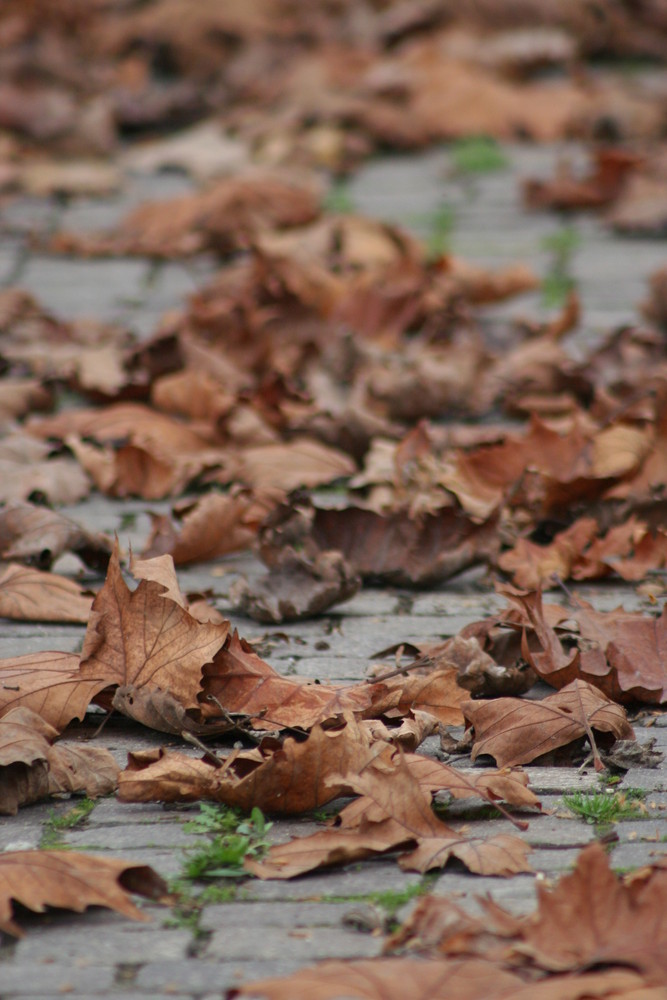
(78, 545), (229, 710)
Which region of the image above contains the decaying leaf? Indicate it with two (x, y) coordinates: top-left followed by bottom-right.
(0, 851), (168, 936)
(119, 715), (392, 813)
(247, 754), (532, 880)
(463, 679), (634, 768)
(0, 707), (118, 815)
(0, 502), (112, 571)
(79, 544), (229, 712)
(201, 631), (377, 730)
(230, 548), (361, 623)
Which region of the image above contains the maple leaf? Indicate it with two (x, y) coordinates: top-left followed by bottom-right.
(0, 651), (105, 732)
(0, 851), (168, 936)
(247, 754), (531, 879)
(200, 630), (377, 730)
(0, 707), (118, 815)
(506, 587), (667, 703)
(520, 843), (667, 984)
(233, 957), (525, 1000)
(141, 490), (276, 564)
(463, 679), (634, 768)
(118, 715), (393, 813)
(78, 544), (229, 714)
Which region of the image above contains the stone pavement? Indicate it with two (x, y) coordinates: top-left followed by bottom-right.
(1, 142), (666, 999)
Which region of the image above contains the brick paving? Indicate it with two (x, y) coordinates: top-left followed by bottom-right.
(0, 141), (666, 998)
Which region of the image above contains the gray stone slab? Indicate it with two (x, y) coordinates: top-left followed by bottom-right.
(13, 909), (190, 965)
(135, 957), (312, 994)
(61, 823), (194, 850)
(240, 861), (421, 902)
(199, 899), (359, 932)
(204, 923), (381, 962)
(17, 256), (150, 322)
(430, 870), (537, 914)
(0, 964), (115, 995)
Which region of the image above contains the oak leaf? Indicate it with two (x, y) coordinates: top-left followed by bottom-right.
(0, 851), (168, 936)
(463, 680), (634, 768)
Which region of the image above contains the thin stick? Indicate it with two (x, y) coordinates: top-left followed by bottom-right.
(181, 731), (224, 768)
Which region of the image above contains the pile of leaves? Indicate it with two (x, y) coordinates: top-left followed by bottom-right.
(0, 0), (665, 950)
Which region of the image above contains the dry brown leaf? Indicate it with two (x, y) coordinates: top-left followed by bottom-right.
(308, 505), (499, 587)
(0, 651), (104, 732)
(521, 843), (667, 983)
(119, 715), (392, 813)
(201, 630), (377, 730)
(0, 431), (90, 506)
(50, 170), (321, 258)
(248, 754), (531, 880)
(0, 705), (118, 816)
(369, 670), (467, 728)
(0, 563), (93, 623)
(506, 588), (667, 703)
(0, 502), (111, 572)
(223, 437), (355, 492)
(230, 548), (361, 623)
(79, 544), (229, 712)
(0, 850), (168, 937)
(463, 679), (634, 768)
(234, 957), (524, 1000)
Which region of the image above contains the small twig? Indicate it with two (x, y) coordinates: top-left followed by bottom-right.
(181, 731), (224, 768)
(88, 710), (113, 740)
(551, 574), (578, 606)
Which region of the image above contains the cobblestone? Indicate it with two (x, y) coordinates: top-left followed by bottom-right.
(0, 138), (665, 998)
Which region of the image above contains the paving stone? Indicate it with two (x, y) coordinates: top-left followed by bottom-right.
(204, 923), (382, 962)
(430, 870), (538, 914)
(61, 823), (194, 851)
(17, 256), (150, 322)
(199, 900), (358, 932)
(0, 964), (115, 995)
(135, 957), (312, 993)
(239, 861), (421, 902)
(13, 914), (190, 964)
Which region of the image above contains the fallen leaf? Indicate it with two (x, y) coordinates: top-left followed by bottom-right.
(307, 505), (499, 587)
(201, 630), (377, 730)
(234, 957), (525, 1000)
(521, 843), (667, 983)
(463, 680), (634, 768)
(0, 564), (93, 623)
(230, 548), (361, 623)
(0, 707), (118, 815)
(79, 544), (229, 713)
(119, 715), (391, 813)
(0, 851), (168, 936)
(0, 502), (111, 572)
(0, 651), (104, 732)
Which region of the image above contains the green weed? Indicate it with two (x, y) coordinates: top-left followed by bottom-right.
(323, 181), (355, 215)
(322, 874), (437, 916)
(425, 202), (456, 259)
(40, 798), (96, 848)
(562, 790), (647, 826)
(182, 804), (272, 879)
(451, 136), (508, 174)
(540, 225), (581, 307)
